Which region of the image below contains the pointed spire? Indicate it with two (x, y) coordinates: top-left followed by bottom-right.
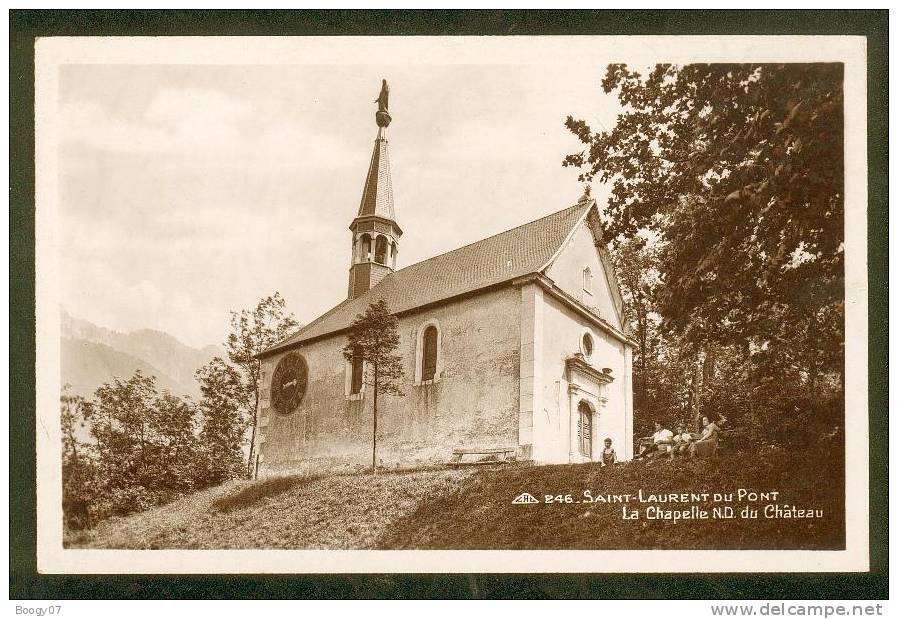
(357, 127), (396, 220)
(347, 80), (402, 299)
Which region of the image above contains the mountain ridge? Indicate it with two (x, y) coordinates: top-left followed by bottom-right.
(61, 310), (226, 400)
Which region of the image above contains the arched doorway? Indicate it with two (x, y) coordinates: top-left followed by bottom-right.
(577, 400), (594, 459)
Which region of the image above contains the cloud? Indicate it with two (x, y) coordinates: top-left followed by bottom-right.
(60, 100), (171, 153)
(60, 87), (254, 155)
(56, 63), (612, 348)
(144, 88), (250, 125)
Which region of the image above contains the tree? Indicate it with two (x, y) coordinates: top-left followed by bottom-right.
(151, 391), (201, 496)
(90, 371), (160, 513)
(565, 63), (845, 447)
(342, 299), (405, 473)
(564, 63), (844, 366)
(226, 292), (299, 475)
(196, 357), (249, 485)
(60, 356), (265, 527)
(88, 371), (203, 517)
(609, 235), (659, 410)
(60, 385), (95, 529)
(564, 63), (844, 440)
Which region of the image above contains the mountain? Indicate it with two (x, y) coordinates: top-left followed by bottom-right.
(61, 310), (226, 400)
(61, 338), (186, 396)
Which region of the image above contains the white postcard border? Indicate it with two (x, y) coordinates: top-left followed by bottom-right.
(33, 34), (869, 574)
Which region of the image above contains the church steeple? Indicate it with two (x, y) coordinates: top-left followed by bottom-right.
(348, 79), (402, 299)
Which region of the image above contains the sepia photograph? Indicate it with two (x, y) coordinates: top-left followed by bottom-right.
(27, 29), (874, 577)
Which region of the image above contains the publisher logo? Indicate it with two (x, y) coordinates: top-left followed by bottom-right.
(512, 492), (540, 504)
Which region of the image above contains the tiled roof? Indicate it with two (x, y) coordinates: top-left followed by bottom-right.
(357, 128), (396, 221)
(261, 200), (592, 356)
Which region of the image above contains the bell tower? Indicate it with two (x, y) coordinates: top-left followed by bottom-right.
(348, 79), (402, 299)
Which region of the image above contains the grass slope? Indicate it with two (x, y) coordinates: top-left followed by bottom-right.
(70, 448), (843, 550)
(382, 448), (844, 550)
(68, 468), (476, 549)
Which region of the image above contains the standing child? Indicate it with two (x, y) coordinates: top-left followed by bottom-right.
(601, 438), (617, 467)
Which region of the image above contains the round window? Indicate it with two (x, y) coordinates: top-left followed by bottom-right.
(581, 333), (594, 359)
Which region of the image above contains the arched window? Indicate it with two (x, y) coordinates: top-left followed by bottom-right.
(360, 234), (372, 261)
(582, 266), (593, 294)
(577, 401), (593, 458)
(422, 326), (438, 381)
(374, 235), (388, 264)
(415, 319), (442, 384)
(350, 349), (364, 395)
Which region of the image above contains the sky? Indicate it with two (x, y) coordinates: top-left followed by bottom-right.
(58, 61), (621, 348)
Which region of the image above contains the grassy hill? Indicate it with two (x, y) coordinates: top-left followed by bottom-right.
(68, 447), (843, 550)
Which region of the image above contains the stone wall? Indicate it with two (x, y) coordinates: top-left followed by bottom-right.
(258, 286), (521, 475)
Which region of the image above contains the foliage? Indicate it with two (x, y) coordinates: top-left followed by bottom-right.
(565, 63), (843, 348)
(612, 237), (843, 444)
(61, 294), (301, 528)
(61, 365), (248, 528)
(84, 371), (202, 518)
(60, 386), (96, 529)
(342, 299), (405, 472)
(60, 293), (296, 529)
(342, 299), (405, 396)
(609, 235), (659, 410)
(196, 357), (249, 486)
(566, 63), (844, 445)
(226, 292), (299, 474)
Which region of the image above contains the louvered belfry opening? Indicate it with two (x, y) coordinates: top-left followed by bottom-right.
(360, 234), (372, 261)
(374, 235), (388, 264)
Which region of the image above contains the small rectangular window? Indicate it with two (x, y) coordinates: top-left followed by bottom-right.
(583, 267), (593, 294)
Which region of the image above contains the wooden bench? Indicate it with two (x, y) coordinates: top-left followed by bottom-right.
(449, 447), (516, 466)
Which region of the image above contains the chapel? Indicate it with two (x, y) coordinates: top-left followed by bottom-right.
(255, 81), (634, 475)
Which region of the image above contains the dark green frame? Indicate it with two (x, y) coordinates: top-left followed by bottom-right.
(9, 9), (887, 600)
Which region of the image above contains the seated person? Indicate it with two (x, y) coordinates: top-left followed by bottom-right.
(690, 415), (721, 458)
(635, 421), (673, 459)
(600, 438), (617, 467)
(670, 423), (693, 458)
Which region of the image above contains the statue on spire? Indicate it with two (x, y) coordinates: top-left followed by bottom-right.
(375, 79), (389, 112)
(374, 79), (391, 128)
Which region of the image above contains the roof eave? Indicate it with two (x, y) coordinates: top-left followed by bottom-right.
(259, 268), (636, 360)
(514, 272), (637, 348)
(257, 276), (527, 358)
(537, 199), (629, 331)
(537, 198), (594, 273)
(349, 214), (403, 237)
